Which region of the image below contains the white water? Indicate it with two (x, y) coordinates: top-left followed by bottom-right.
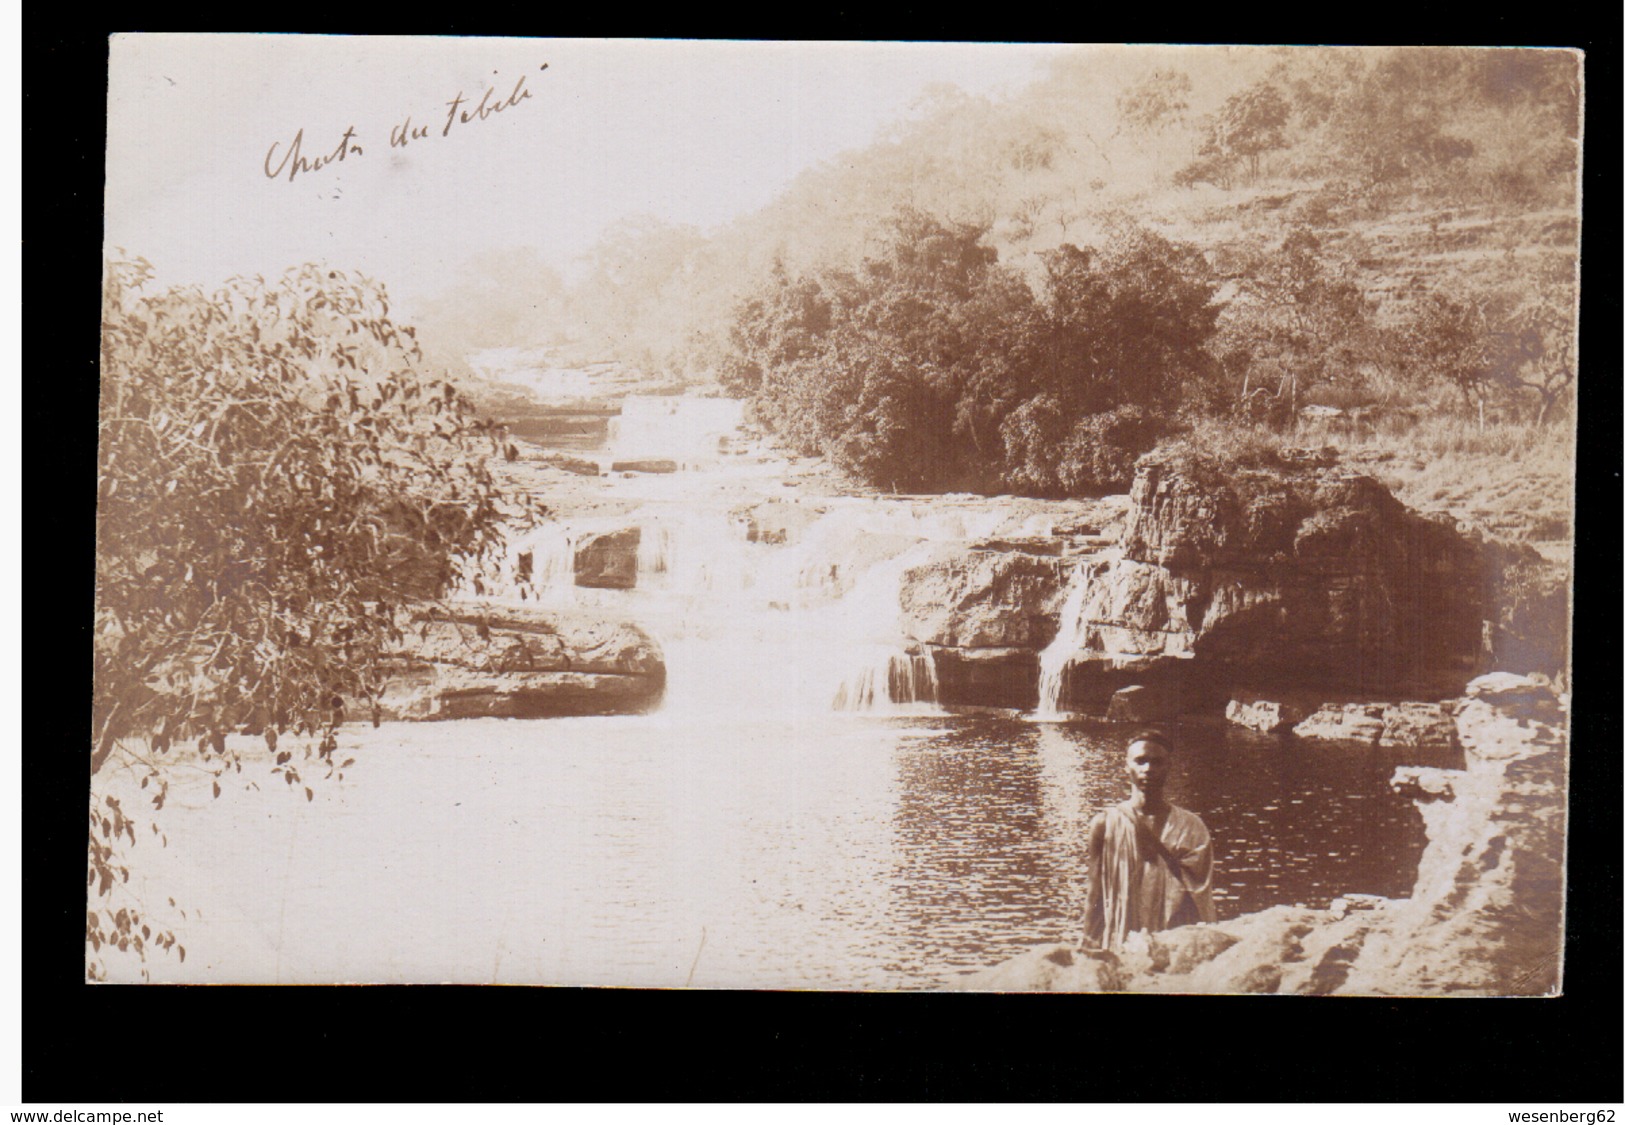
(606, 395), (746, 468)
(1032, 561), (1098, 722)
(479, 493), (958, 716)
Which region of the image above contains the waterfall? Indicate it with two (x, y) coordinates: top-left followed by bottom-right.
(831, 646), (940, 714)
(1032, 562), (1095, 721)
(455, 521), (580, 606)
(470, 456), (1091, 718)
(607, 396), (746, 468)
(629, 509), (760, 611)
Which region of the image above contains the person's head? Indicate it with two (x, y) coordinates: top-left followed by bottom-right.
(1123, 728), (1175, 796)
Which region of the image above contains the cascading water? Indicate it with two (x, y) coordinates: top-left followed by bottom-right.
(511, 522), (580, 605)
(465, 386), (1106, 720)
(606, 396), (746, 469)
(1032, 562), (1096, 722)
(831, 646), (940, 714)
(644, 512), (945, 718)
(475, 493), (956, 718)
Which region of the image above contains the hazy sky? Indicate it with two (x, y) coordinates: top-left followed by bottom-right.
(105, 36), (1067, 308)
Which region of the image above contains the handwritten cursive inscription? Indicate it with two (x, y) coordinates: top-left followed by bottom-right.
(439, 68), (540, 138)
(263, 65), (549, 183)
(264, 127), (363, 183)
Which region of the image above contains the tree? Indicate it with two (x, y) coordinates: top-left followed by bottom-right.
(92, 258), (525, 977)
(1491, 293), (1576, 427)
(1116, 68), (1193, 137)
(1323, 51), (1480, 191)
(1405, 290), (1495, 424)
(719, 212), (1222, 496)
(1200, 82), (1292, 184)
(1216, 228), (1378, 420)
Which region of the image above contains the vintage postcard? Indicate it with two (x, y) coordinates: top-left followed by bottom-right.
(93, 36), (1579, 992)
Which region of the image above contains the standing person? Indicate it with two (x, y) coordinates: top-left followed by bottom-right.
(1082, 728), (1217, 950)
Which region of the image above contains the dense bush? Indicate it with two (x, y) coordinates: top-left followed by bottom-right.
(93, 259), (529, 973)
(95, 260), (527, 767)
(720, 212), (1222, 496)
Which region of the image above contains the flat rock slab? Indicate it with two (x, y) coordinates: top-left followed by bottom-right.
(609, 459), (678, 474)
(1292, 702), (1458, 750)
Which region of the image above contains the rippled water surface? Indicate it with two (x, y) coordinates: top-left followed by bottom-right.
(104, 712), (1445, 988)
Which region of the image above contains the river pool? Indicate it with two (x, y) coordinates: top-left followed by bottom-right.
(98, 386), (1452, 988)
(100, 708), (1443, 988)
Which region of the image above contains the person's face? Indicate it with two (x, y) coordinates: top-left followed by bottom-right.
(1124, 740), (1171, 795)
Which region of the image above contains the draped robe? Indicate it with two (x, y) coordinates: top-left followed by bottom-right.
(1082, 800), (1216, 951)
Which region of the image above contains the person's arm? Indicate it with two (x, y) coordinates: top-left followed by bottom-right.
(1162, 814), (1217, 923)
(1080, 814), (1107, 948)
(1133, 811), (1217, 923)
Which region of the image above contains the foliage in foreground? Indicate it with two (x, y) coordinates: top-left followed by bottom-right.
(91, 259), (526, 975)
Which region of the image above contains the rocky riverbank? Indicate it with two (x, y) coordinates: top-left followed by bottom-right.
(893, 452), (1568, 714)
(953, 673), (1568, 995)
(378, 445), (1566, 722)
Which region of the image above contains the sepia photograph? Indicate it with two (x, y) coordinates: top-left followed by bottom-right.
(91, 36), (1580, 996)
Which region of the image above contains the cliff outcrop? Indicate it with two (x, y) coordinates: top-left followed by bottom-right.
(896, 455), (1568, 713)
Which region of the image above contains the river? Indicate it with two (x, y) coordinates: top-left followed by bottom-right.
(98, 381), (1448, 988)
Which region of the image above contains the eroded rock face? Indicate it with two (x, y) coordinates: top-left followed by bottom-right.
(887, 459), (1562, 713)
(899, 551), (1070, 650)
(378, 604), (666, 719)
(894, 547), (1071, 708)
(953, 675), (1567, 995)
(1047, 456), (1568, 706)
(925, 646), (1041, 712)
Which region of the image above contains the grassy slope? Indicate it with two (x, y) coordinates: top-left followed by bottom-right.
(1109, 180), (1577, 557)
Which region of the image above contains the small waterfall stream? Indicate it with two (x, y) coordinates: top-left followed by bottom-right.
(1032, 561), (1097, 722)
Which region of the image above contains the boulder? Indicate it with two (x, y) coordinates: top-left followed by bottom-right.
(1376, 702), (1459, 751)
(1292, 702), (1458, 750)
(1292, 704), (1390, 744)
(1330, 894), (1391, 917)
(899, 550), (1069, 649)
(574, 527), (641, 590)
(1390, 766), (1457, 803)
(1105, 684), (1178, 724)
(378, 604), (666, 720)
(541, 454), (602, 477)
(1225, 696), (1309, 733)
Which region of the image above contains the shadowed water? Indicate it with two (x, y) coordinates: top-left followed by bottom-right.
(102, 712), (1438, 988)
